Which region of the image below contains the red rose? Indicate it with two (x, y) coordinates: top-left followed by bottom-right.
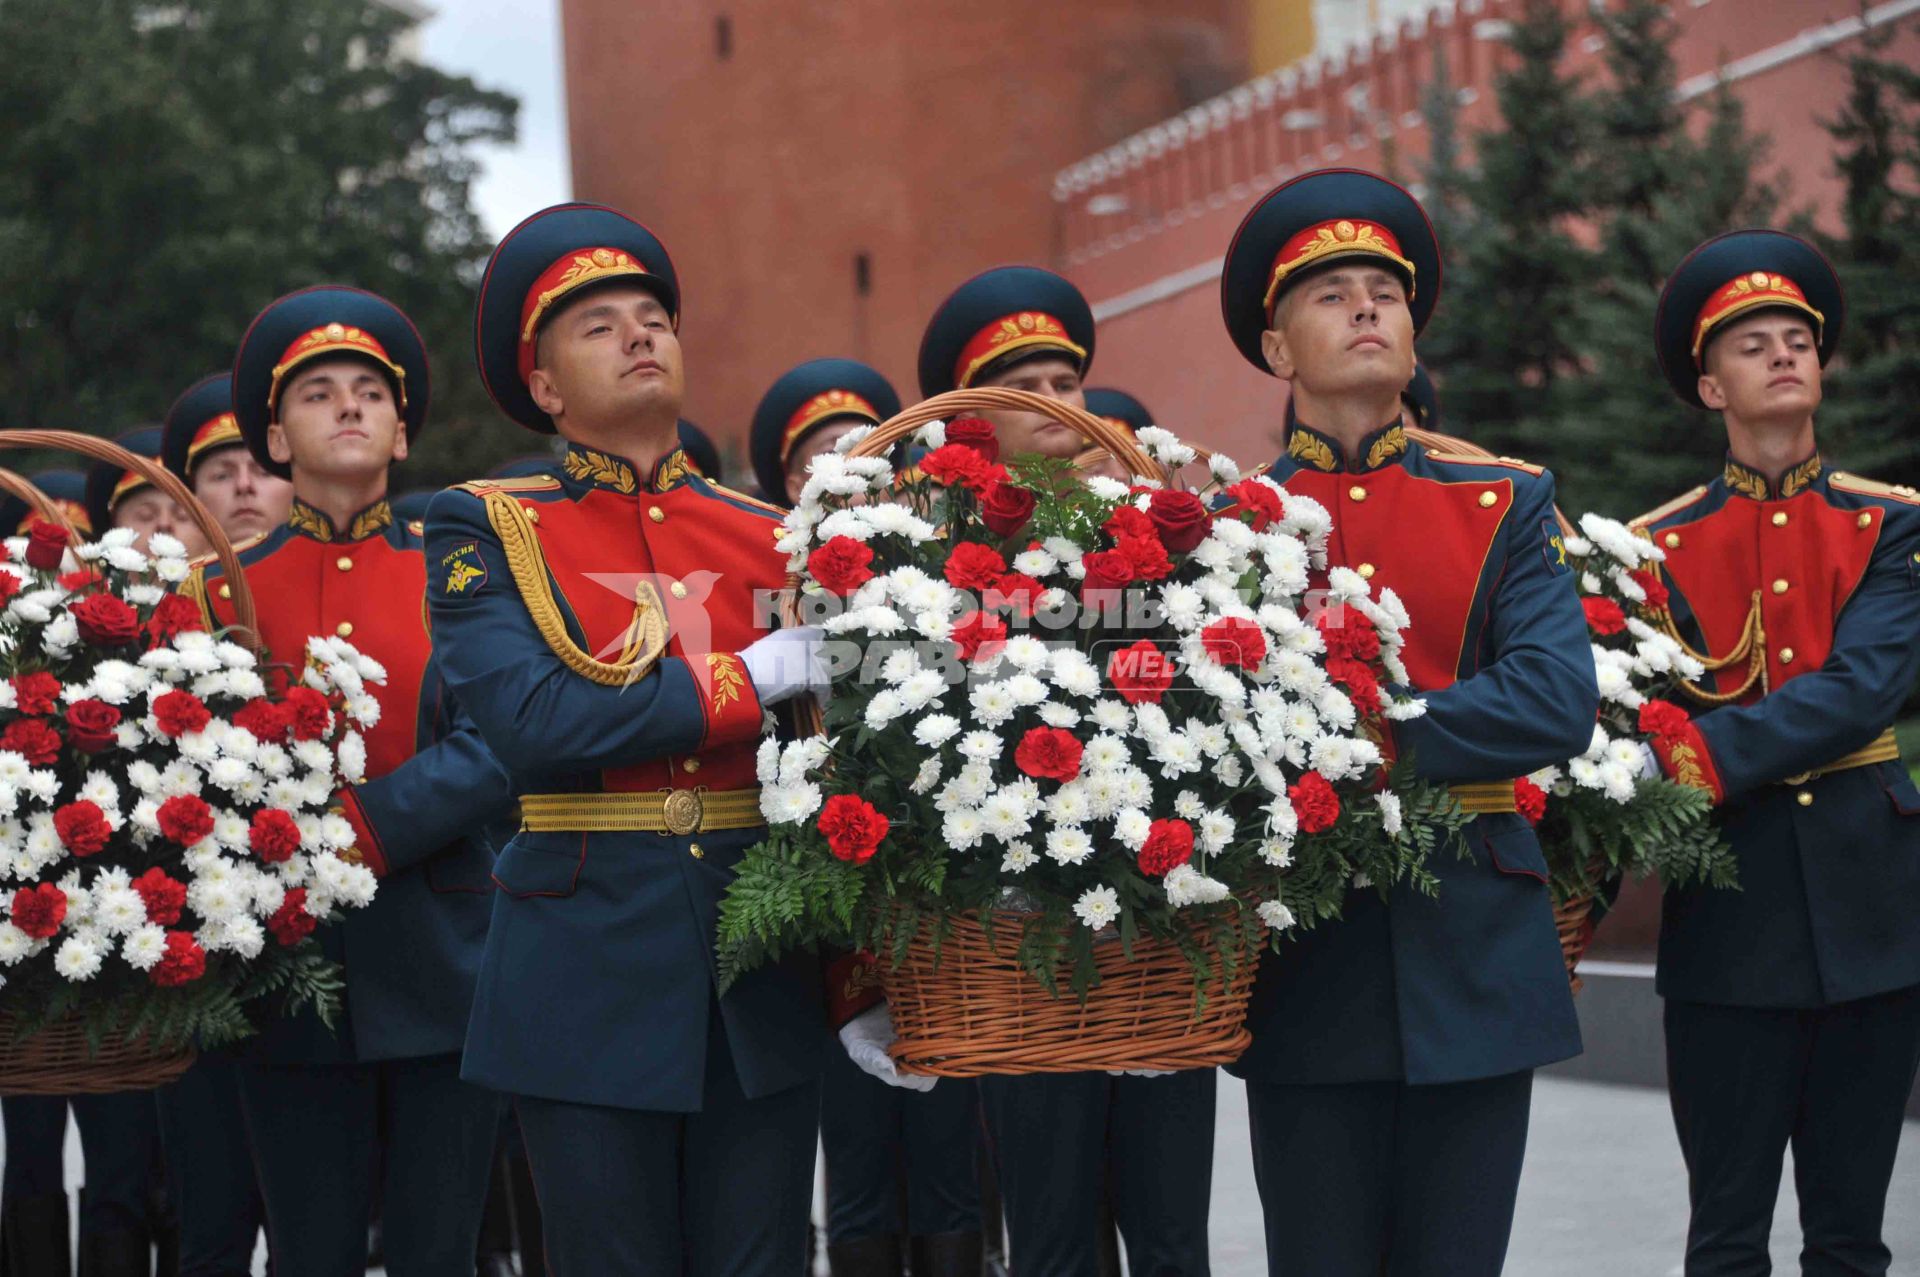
(949, 611), (1008, 663)
(1147, 490), (1212, 553)
(1102, 504), (1155, 542)
(70, 593), (140, 647)
(267, 888), (318, 947)
(1107, 639), (1177, 705)
(282, 687), (333, 742)
(807, 536), (876, 597)
(979, 482), (1036, 538)
(146, 593), (205, 645)
(1138, 819), (1195, 877)
(817, 794), (889, 864)
(150, 931), (207, 987)
(920, 444), (1002, 493)
(152, 689), (213, 738)
(64, 699), (122, 754)
(1200, 617), (1268, 670)
(10, 883), (67, 939)
(53, 800), (112, 857)
(157, 794), (215, 847)
(1515, 777), (1548, 826)
(1223, 479), (1284, 531)
(1079, 549), (1134, 595)
(1316, 609), (1383, 662)
(24, 523), (67, 570)
(985, 572), (1046, 619)
(0, 719), (61, 767)
(1638, 699), (1691, 741)
(232, 698), (291, 744)
(10, 672), (60, 716)
(132, 868), (186, 925)
(1327, 656), (1384, 716)
(1629, 569), (1670, 611)
(1289, 772), (1342, 834)
(1581, 597), (1627, 636)
(943, 542), (1008, 592)
(249, 809), (302, 864)
(1117, 534), (1173, 582)
(1014, 727), (1084, 782)
(944, 416), (1000, 463)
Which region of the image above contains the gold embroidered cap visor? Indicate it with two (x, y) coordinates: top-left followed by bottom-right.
(476, 202), (681, 434)
(231, 285), (431, 480)
(1221, 168), (1442, 375)
(749, 357), (903, 502)
(84, 425), (167, 534)
(161, 371), (242, 480)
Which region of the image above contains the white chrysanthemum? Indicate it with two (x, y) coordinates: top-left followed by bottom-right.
(91, 885), (147, 935)
(1382, 695), (1427, 722)
(120, 925), (166, 971)
(1155, 733), (1202, 778)
(1580, 572), (1606, 595)
(1208, 453), (1242, 484)
(1583, 723), (1611, 761)
(907, 758), (943, 796)
(1372, 791), (1405, 837)
(1257, 832), (1294, 866)
(54, 935), (103, 981)
(980, 790), (1036, 840)
(0, 923), (35, 965)
(1081, 734), (1129, 774)
(1578, 513), (1649, 567)
(862, 690), (908, 732)
(894, 670), (944, 713)
(1597, 762), (1638, 804)
(1088, 700), (1131, 732)
(1011, 547), (1057, 577)
(1003, 674), (1048, 708)
(1198, 812), (1235, 853)
(1164, 864), (1230, 907)
(314, 855), (377, 908)
(1047, 650), (1102, 699)
(1036, 702), (1081, 729)
(957, 730), (1001, 762)
(1000, 636), (1052, 673)
(1257, 900), (1297, 931)
(1157, 582), (1205, 632)
(0, 751), (29, 789)
(942, 809), (986, 850)
(1044, 783), (1091, 826)
(1082, 476), (1130, 502)
(188, 878), (246, 923)
(204, 915), (266, 959)
(1132, 702), (1171, 738)
(1113, 808), (1152, 850)
(967, 681), (1018, 728)
(754, 737), (780, 785)
(1568, 757), (1603, 790)
(1040, 536), (1083, 566)
(1072, 885), (1121, 929)
(912, 715), (961, 749)
(23, 771), (58, 805)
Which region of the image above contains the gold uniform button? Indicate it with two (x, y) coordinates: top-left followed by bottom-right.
(1478, 491), (1498, 508)
(1772, 512), (1789, 527)
(670, 581), (689, 599)
(1779, 647), (1795, 665)
(1348, 485), (1367, 503)
(1664, 533), (1681, 549)
(1796, 791), (1814, 807)
(218, 583), (231, 600)
(336, 555), (354, 571)
(649, 507), (666, 524)
(1357, 563), (1376, 580)
(1858, 511), (1873, 529)
(688, 843), (705, 860)
(682, 757), (702, 773)
(335, 621), (354, 638)
(522, 506), (540, 524)
(1772, 578), (1789, 595)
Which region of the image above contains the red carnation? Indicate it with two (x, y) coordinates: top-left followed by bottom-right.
(70, 593), (140, 647)
(10, 672), (61, 716)
(1079, 549), (1134, 596)
(267, 889), (318, 947)
(157, 794), (215, 847)
(1223, 479), (1284, 531)
(249, 809), (302, 864)
(1102, 504), (1155, 542)
(1138, 819), (1195, 877)
(1515, 777), (1548, 826)
(0, 718), (61, 767)
(57, 569), (101, 592)
(1327, 656), (1384, 716)
(53, 800), (112, 857)
(1014, 727), (1084, 782)
(146, 593), (205, 645)
(985, 572), (1046, 619)
(232, 697), (290, 744)
(25, 523), (68, 570)
(1581, 597), (1627, 636)
(10, 883), (66, 939)
(152, 689), (213, 738)
(1316, 609), (1382, 662)
(64, 699), (122, 754)
(1638, 699), (1691, 742)
(808, 536), (876, 597)
(1289, 772), (1342, 834)
(1200, 617), (1268, 671)
(1117, 534), (1173, 582)
(1107, 639), (1177, 705)
(1147, 490), (1212, 553)
(817, 794), (889, 864)
(948, 611), (1008, 663)
(919, 444), (1004, 493)
(282, 687), (333, 742)
(149, 931), (207, 987)
(943, 542), (1008, 592)
(0, 571), (19, 604)
(979, 482), (1036, 538)
(132, 868), (186, 926)
(1628, 569), (1670, 611)
(944, 416), (1000, 463)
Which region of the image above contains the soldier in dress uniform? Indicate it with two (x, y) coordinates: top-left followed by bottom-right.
(0, 469), (90, 541)
(1637, 230), (1920, 1277)
(1218, 168), (1597, 1276)
(85, 426), (189, 555)
(181, 286), (516, 1277)
(750, 359), (984, 1277)
(161, 372), (293, 547)
(431, 202), (853, 1276)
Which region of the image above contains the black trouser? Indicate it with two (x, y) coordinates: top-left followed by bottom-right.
(819, 1045), (980, 1243)
(1, 1092), (156, 1234)
(156, 1052), (265, 1276)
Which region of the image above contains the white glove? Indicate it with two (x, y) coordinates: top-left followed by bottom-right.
(739, 626), (828, 707)
(1637, 741), (1662, 780)
(838, 1004), (936, 1092)
(1107, 1069), (1174, 1078)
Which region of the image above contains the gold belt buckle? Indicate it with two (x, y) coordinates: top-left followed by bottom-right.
(662, 788), (704, 835)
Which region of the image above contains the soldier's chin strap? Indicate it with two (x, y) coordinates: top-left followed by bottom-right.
(479, 487), (669, 687)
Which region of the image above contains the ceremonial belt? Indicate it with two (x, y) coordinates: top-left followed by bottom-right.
(1449, 781), (1519, 815)
(519, 788), (764, 836)
(1780, 727), (1900, 786)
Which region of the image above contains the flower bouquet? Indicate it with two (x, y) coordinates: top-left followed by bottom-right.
(1519, 513), (1735, 980)
(0, 439), (379, 1093)
(717, 388), (1466, 1075)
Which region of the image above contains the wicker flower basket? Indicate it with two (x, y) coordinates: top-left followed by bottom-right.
(0, 430), (259, 1094)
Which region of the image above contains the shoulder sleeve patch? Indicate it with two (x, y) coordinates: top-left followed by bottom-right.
(1541, 518), (1572, 575)
(1829, 471), (1920, 506)
(437, 540), (489, 596)
(1629, 485), (1711, 531)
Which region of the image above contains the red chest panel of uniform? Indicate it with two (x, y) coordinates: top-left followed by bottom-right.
(211, 536), (429, 783)
(1281, 466), (1514, 691)
(1660, 493), (1882, 701)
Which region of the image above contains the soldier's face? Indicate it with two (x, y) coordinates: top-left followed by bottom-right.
(529, 286), (685, 428)
(784, 419), (863, 505)
(268, 358), (409, 481)
(1260, 265), (1415, 401)
(975, 355), (1086, 460)
(111, 489), (193, 556)
(193, 446), (294, 542)
(1699, 312), (1822, 424)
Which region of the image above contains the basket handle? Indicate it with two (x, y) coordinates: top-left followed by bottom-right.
(845, 388), (1167, 484)
(0, 430), (259, 646)
(0, 468), (75, 540)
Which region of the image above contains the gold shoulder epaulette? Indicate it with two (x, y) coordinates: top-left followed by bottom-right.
(1424, 450), (1544, 476)
(1629, 485), (1711, 531)
(1829, 471), (1920, 506)
(701, 479), (785, 518)
(453, 476), (563, 496)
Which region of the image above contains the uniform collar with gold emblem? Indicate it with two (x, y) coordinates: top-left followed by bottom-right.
(1285, 418), (1408, 474)
(1722, 452), (1822, 501)
(560, 441), (695, 496)
(288, 496), (394, 543)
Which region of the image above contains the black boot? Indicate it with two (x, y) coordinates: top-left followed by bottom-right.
(0, 1192), (72, 1277)
(828, 1232), (904, 1277)
(76, 1226), (150, 1277)
(909, 1232), (983, 1277)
